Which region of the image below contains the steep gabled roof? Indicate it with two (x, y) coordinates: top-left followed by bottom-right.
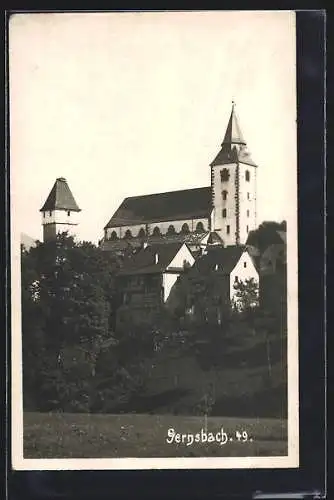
(104, 187), (211, 229)
(118, 242), (189, 276)
(40, 178), (81, 212)
(194, 246), (245, 275)
(100, 231), (223, 253)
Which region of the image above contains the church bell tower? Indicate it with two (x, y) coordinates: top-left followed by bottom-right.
(210, 102), (258, 246)
(40, 177), (81, 242)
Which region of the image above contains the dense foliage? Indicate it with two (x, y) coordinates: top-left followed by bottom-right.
(21, 233), (151, 412)
(22, 232), (287, 417)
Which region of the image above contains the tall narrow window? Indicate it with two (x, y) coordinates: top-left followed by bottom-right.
(49, 211), (52, 217)
(247, 209), (250, 217)
(222, 209), (227, 218)
(245, 170), (250, 182)
(195, 221), (205, 232)
(220, 168), (230, 182)
(167, 225), (176, 235)
(222, 190), (228, 201)
(43, 212), (45, 218)
(67, 210), (71, 216)
(247, 193), (250, 200)
(226, 225), (230, 235)
(246, 225), (249, 233)
(110, 230), (118, 241)
(181, 223), (190, 234)
(153, 226), (161, 236)
(124, 229), (133, 239)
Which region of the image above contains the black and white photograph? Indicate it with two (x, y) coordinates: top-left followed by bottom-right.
(10, 10), (299, 470)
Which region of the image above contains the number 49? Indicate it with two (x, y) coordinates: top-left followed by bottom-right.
(236, 430), (248, 442)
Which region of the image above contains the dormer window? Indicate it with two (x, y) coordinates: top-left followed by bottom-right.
(220, 168), (229, 182)
(245, 170), (250, 182)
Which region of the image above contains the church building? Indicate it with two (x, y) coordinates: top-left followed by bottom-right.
(99, 102), (258, 252)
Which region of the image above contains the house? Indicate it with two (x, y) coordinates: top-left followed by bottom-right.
(246, 224), (287, 317)
(181, 246), (259, 323)
(259, 234), (287, 319)
(100, 102), (259, 252)
(116, 242), (195, 327)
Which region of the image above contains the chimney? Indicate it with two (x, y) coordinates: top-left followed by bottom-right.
(155, 253), (159, 264)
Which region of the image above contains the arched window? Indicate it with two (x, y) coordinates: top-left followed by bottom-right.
(138, 228), (146, 238)
(124, 229), (133, 239)
(220, 168), (229, 182)
(181, 223), (190, 234)
(167, 225), (176, 235)
(245, 170), (250, 182)
(222, 190), (228, 201)
(153, 226), (161, 236)
(195, 221), (205, 233)
(110, 230), (118, 241)
(222, 209), (227, 218)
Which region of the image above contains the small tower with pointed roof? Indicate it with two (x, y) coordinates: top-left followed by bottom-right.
(210, 102), (258, 246)
(40, 177), (81, 242)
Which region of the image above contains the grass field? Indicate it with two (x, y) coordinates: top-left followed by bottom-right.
(24, 412), (287, 459)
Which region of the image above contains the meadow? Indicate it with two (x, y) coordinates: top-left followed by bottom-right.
(24, 411), (287, 459)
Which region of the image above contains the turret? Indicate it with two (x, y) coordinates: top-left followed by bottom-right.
(40, 177), (81, 242)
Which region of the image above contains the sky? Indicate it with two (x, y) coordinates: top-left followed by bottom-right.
(9, 11), (297, 244)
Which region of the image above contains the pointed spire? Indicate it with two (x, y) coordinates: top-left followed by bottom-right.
(210, 101), (257, 167)
(40, 177), (81, 212)
(221, 101), (246, 146)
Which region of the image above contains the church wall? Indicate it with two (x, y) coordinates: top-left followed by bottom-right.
(212, 163), (238, 246)
(105, 217), (209, 240)
(238, 163), (257, 244)
(106, 224), (146, 239)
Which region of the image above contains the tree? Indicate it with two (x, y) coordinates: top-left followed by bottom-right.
(233, 278), (259, 313)
(21, 232), (121, 411)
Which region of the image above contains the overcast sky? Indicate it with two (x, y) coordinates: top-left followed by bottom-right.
(9, 11), (297, 244)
